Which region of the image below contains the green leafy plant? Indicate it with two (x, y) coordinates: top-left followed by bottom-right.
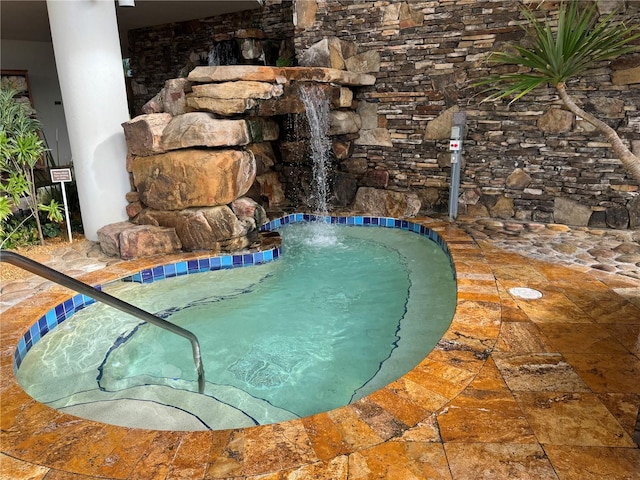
(0, 215), (39, 249)
(475, 1), (640, 182)
(276, 56), (294, 67)
(0, 87), (63, 248)
(41, 221), (61, 239)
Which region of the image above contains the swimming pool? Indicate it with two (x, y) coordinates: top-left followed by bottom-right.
(15, 215), (457, 430)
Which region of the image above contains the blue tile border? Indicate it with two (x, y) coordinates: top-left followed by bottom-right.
(260, 214), (453, 272)
(14, 215), (455, 374)
(13, 242), (283, 373)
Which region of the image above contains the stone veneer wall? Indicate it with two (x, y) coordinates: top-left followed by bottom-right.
(128, 0), (640, 229)
(293, 0), (640, 228)
(128, 0), (295, 115)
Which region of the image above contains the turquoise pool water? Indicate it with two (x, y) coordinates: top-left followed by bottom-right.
(16, 222), (456, 430)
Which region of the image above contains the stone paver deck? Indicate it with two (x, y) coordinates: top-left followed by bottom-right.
(1, 216), (639, 479)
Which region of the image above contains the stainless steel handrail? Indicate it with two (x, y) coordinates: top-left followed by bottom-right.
(0, 250), (205, 394)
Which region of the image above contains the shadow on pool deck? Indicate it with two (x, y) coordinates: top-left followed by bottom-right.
(1, 216), (639, 479)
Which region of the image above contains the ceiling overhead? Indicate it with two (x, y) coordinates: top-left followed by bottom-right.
(1, 0), (263, 51)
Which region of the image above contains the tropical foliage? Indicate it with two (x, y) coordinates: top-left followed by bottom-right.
(476, 1), (640, 182)
(1, 88), (62, 248)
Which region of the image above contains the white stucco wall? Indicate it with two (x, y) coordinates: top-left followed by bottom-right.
(1, 39), (73, 166)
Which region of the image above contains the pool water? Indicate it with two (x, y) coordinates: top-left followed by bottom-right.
(17, 223), (456, 430)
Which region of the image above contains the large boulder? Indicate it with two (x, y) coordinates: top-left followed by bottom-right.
(186, 97), (257, 116)
(299, 38), (345, 69)
(162, 113), (251, 150)
(187, 65), (376, 87)
(231, 197), (269, 228)
(355, 128), (393, 147)
(119, 225), (182, 260)
(132, 148), (256, 210)
(554, 197), (592, 226)
(333, 172), (358, 207)
(606, 205), (630, 229)
(361, 169), (389, 188)
(136, 206), (252, 251)
(538, 108), (573, 133)
(329, 111), (361, 135)
(489, 196), (515, 219)
(506, 168), (532, 189)
(97, 221), (134, 257)
(191, 81), (283, 100)
(246, 142), (276, 175)
(424, 106), (460, 140)
(255, 171), (286, 207)
(121, 113), (172, 157)
(352, 187), (421, 217)
(345, 50), (381, 73)
(163, 78), (191, 116)
(612, 65), (640, 85)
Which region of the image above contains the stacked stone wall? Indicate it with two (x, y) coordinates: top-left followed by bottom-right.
(128, 0), (294, 115)
(295, 0), (640, 228)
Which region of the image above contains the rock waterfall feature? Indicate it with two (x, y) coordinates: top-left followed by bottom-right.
(99, 66), (375, 259)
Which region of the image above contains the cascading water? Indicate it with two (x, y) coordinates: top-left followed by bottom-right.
(208, 41), (240, 66)
(299, 85), (332, 216)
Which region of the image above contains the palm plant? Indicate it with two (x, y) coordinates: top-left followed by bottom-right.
(476, 1), (640, 182)
(1, 88), (62, 247)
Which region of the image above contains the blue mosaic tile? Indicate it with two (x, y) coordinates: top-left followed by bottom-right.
(210, 257), (222, 270)
(17, 337), (26, 353)
(221, 256), (233, 268)
(243, 254), (253, 265)
(232, 255), (243, 266)
(152, 266), (164, 279)
(254, 252), (265, 264)
(33, 321), (43, 342)
(187, 260), (199, 273)
(14, 346), (24, 369)
(198, 259), (210, 271)
(45, 310), (57, 329)
(164, 263), (176, 277)
(131, 272), (144, 283)
(63, 298), (74, 314)
(176, 262), (188, 275)
(72, 294), (84, 308)
(141, 269), (154, 283)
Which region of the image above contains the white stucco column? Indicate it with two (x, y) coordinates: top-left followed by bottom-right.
(46, 0), (131, 241)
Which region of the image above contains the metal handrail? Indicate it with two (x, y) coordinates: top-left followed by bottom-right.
(0, 250), (205, 394)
